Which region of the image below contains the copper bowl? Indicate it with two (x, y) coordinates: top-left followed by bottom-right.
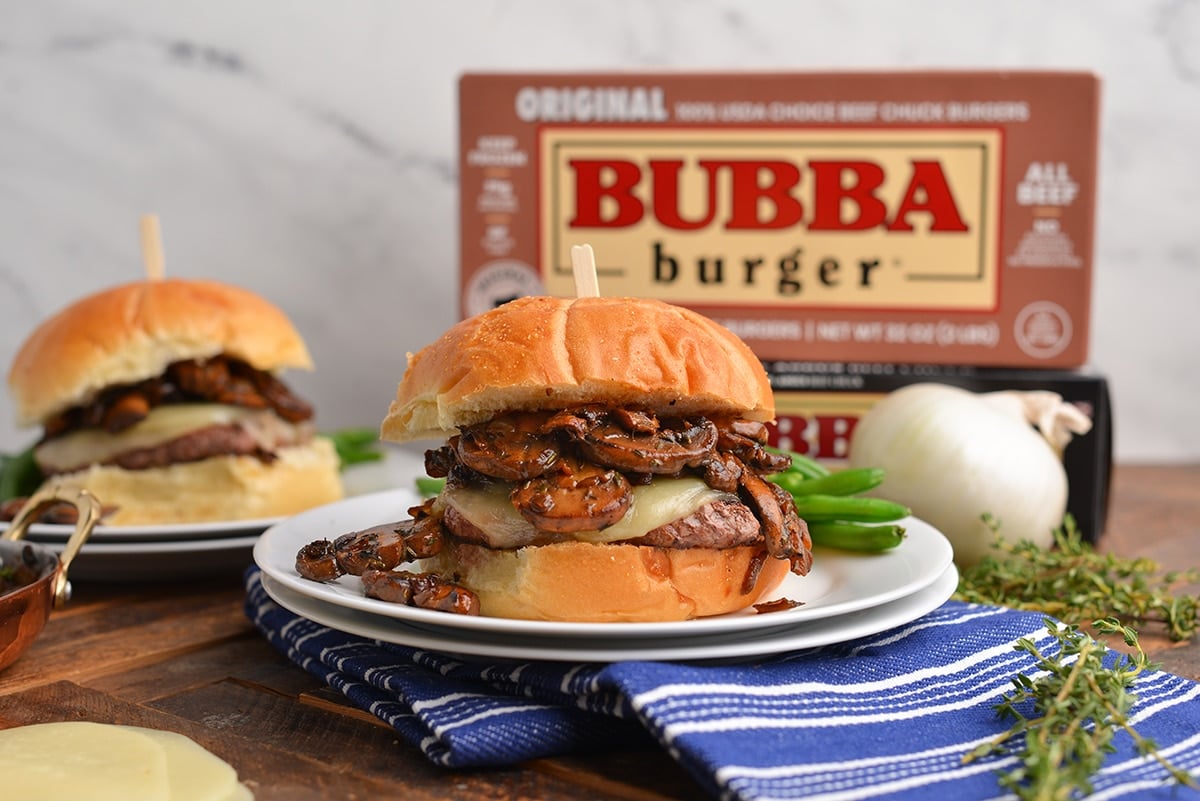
(0, 484), (102, 672)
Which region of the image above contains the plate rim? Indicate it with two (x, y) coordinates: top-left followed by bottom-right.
(254, 488), (955, 638)
(37, 533), (263, 555)
(0, 516), (282, 542)
(259, 564), (960, 663)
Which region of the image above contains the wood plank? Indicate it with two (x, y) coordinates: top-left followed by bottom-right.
(1100, 465), (1200, 671)
(0, 586), (252, 694)
(533, 754), (712, 801)
(148, 678), (663, 801)
(87, 633), (299, 702)
(0, 681), (404, 801)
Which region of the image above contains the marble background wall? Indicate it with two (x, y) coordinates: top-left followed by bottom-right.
(1, 0), (1197, 462)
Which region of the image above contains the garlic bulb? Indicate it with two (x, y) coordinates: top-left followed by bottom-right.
(847, 383), (1092, 567)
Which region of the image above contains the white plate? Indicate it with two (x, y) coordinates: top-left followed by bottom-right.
(38, 535), (261, 582)
(254, 489), (954, 639)
(4, 516), (281, 543)
(260, 563), (960, 663)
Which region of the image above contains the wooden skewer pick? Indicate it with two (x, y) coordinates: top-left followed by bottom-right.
(140, 214), (166, 282)
(570, 244), (600, 298)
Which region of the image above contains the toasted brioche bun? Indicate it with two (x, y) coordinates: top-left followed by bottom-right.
(48, 438), (343, 526)
(422, 539), (791, 623)
(381, 296), (775, 442)
(8, 278), (314, 426)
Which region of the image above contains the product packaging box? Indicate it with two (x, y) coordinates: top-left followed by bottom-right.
(459, 71), (1099, 368)
(764, 363), (1112, 543)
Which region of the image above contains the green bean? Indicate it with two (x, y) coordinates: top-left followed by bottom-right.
(792, 494), (910, 523)
(0, 446), (42, 501)
(325, 428), (384, 471)
(416, 476), (447, 497)
(809, 521), (906, 552)
(767, 447), (831, 479)
(338, 450), (384, 468)
(769, 467), (885, 497)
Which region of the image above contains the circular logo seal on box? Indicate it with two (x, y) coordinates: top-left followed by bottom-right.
(1014, 301), (1073, 359)
(465, 260), (545, 317)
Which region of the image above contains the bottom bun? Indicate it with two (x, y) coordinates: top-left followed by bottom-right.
(421, 539), (792, 623)
(49, 438), (344, 526)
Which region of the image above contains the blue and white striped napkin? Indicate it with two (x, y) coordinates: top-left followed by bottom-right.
(244, 567), (1200, 800)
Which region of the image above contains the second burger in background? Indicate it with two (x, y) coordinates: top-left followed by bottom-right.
(6, 278), (344, 525)
(299, 295), (813, 623)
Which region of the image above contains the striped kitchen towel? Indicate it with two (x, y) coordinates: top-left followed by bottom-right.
(244, 567), (1200, 800)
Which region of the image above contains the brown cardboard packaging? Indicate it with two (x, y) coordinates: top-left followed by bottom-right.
(459, 71), (1099, 368)
(764, 363), (1112, 543)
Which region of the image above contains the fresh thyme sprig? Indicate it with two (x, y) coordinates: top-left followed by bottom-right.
(955, 515), (1200, 641)
(964, 618), (1197, 800)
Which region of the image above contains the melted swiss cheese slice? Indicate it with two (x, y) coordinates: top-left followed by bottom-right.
(35, 404), (306, 473)
(442, 476), (735, 547)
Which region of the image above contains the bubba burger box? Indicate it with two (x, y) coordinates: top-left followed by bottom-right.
(766, 363), (1112, 543)
(459, 71), (1100, 368)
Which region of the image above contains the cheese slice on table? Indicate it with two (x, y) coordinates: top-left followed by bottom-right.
(0, 722), (170, 801)
(118, 726), (242, 801)
(0, 721), (253, 801)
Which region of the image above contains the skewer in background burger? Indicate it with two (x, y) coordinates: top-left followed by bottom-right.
(297, 294), (812, 623)
(5, 277), (344, 525)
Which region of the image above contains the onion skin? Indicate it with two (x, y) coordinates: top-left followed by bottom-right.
(847, 384), (1068, 567)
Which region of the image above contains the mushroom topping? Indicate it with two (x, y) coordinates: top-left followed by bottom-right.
(714, 417), (792, 474)
(361, 569), (481, 615)
(510, 456), (632, 533)
(548, 408), (719, 475)
(737, 464), (811, 570)
(294, 501), (445, 581)
(294, 539), (342, 582)
(456, 412), (561, 481)
(771, 483), (813, 574)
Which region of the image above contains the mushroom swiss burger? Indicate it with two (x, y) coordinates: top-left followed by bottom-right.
(6, 278), (344, 525)
(297, 294), (812, 623)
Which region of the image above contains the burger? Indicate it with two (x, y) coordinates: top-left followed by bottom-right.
(334, 295), (811, 623)
(6, 278), (344, 525)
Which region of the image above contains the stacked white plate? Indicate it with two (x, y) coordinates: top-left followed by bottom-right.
(253, 487), (958, 663)
(3, 517), (277, 582)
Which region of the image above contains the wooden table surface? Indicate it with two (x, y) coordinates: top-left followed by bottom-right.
(1, 464), (1197, 801)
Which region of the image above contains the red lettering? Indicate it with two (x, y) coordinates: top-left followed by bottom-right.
(888, 160), (969, 232)
(703, 160), (804, 230)
(808, 161), (888, 231)
(650, 160), (717, 230)
(812, 414), (859, 458)
(567, 157), (969, 233)
(568, 159), (643, 228)
(767, 414), (861, 459)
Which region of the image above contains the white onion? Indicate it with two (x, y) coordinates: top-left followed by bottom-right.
(847, 383), (1092, 567)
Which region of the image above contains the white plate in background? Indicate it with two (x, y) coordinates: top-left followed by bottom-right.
(36, 535), (262, 582)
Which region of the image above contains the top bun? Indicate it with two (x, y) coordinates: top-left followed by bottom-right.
(8, 278), (314, 426)
(381, 295), (775, 442)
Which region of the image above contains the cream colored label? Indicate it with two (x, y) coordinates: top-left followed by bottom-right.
(538, 127), (1001, 310)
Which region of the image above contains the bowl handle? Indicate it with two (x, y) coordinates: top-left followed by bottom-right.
(2, 483), (103, 608)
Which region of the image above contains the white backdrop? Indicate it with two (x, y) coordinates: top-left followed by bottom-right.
(1, 0), (1197, 462)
